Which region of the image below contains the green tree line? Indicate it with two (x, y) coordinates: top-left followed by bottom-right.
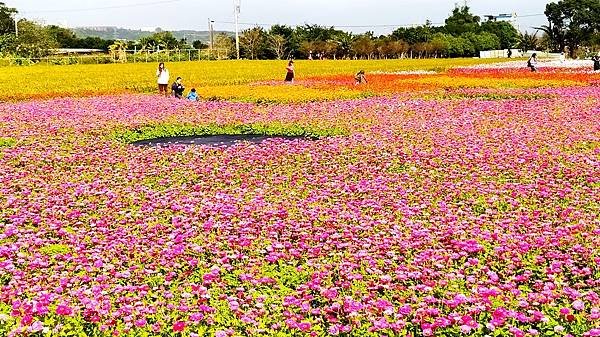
(1, 1), (599, 60)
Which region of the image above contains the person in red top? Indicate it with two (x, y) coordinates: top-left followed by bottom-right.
(284, 60), (295, 82)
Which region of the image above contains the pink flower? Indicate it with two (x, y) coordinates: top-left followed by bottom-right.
(559, 307), (571, 315)
(298, 321), (311, 332)
(172, 321), (185, 332)
(55, 304), (73, 316)
(573, 300), (585, 311)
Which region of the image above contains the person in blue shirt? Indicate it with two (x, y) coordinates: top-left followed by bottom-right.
(187, 88), (199, 101)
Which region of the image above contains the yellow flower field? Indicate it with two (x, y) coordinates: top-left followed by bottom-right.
(0, 58), (507, 102)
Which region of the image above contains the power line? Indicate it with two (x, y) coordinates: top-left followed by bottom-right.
(518, 13), (546, 18)
(212, 21), (445, 29)
(21, 0), (184, 14)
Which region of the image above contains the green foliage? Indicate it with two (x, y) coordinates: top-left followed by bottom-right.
(481, 21), (519, 49)
(444, 4), (481, 36)
(518, 32), (539, 53)
(240, 26), (268, 60)
(0, 137), (16, 147)
(139, 31), (184, 51)
(4, 19), (59, 58)
(545, 0), (600, 56)
(39, 244), (71, 256)
(0, 2), (17, 35)
(462, 31), (501, 53)
(112, 123), (349, 144)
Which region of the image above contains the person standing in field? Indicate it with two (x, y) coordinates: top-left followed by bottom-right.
(527, 53), (538, 72)
(156, 62), (170, 97)
(285, 60), (295, 83)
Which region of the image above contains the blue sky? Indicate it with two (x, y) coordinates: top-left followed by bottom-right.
(8, 0), (552, 34)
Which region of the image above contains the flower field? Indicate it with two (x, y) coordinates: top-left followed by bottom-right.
(0, 60), (599, 337)
(0, 58), (506, 102)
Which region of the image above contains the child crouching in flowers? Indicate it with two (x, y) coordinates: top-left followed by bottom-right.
(187, 88), (199, 101)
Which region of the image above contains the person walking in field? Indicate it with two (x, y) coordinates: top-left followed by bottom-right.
(354, 70), (367, 85)
(284, 60), (295, 83)
(527, 53), (538, 72)
(171, 77), (185, 99)
(156, 62), (170, 97)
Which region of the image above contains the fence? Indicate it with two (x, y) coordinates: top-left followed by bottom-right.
(0, 48), (232, 67)
(479, 49), (562, 59)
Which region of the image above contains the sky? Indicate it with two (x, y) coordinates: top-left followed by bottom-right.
(8, 0), (552, 34)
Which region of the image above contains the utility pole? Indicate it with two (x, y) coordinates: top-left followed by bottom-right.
(234, 0), (241, 59)
(14, 15), (18, 37)
(210, 20), (214, 49)
(208, 18), (214, 60)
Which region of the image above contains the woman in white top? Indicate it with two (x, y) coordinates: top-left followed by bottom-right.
(156, 62), (170, 97)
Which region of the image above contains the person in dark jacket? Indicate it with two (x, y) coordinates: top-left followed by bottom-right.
(171, 77), (185, 98)
(527, 53), (538, 72)
(592, 54), (600, 71)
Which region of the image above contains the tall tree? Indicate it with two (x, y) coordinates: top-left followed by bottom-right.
(268, 34), (287, 60)
(47, 25), (78, 48)
(518, 32), (539, 53)
(213, 33), (235, 59)
(445, 5), (481, 36)
(545, 0), (600, 56)
(240, 26), (266, 60)
(11, 20), (58, 58)
(481, 21), (519, 49)
(351, 34), (375, 59)
(269, 25), (297, 57)
(0, 2), (17, 35)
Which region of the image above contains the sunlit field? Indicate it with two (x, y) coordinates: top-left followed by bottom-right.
(0, 58), (510, 101)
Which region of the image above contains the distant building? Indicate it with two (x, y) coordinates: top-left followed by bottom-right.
(52, 48), (105, 55)
(77, 26), (118, 32)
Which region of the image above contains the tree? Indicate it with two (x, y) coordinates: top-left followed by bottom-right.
(392, 24), (436, 45)
(240, 26), (266, 60)
(518, 32), (539, 53)
(77, 36), (113, 50)
(351, 34), (375, 59)
(108, 40), (127, 62)
(462, 31), (501, 54)
(329, 31), (353, 59)
(192, 40), (208, 50)
(213, 33), (235, 59)
(47, 25), (78, 48)
(0, 2), (17, 35)
(10, 20), (58, 58)
(481, 21), (519, 49)
(544, 0), (600, 57)
(445, 5), (481, 36)
(269, 25), (297, 58)
(154, 31), (181, 50)
(269, 34), (287, 60)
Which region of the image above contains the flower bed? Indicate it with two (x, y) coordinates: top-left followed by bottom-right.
(0, 71), (599, 336)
